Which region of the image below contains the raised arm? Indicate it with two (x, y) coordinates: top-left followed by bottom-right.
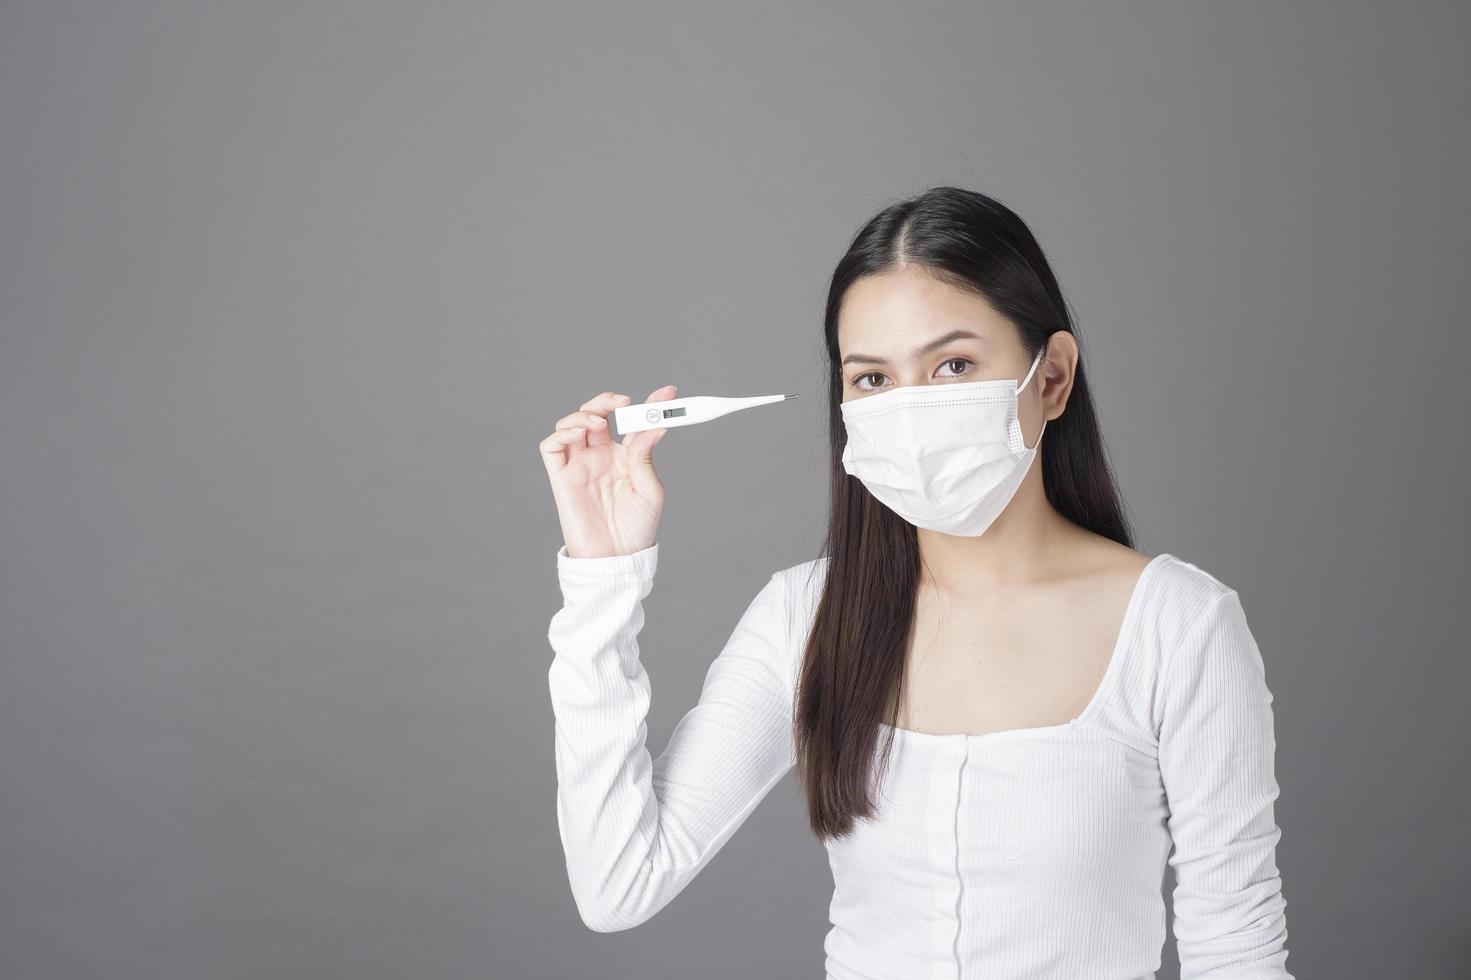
(546, 542), (797, 932)
(1158, 588), (1294, 979)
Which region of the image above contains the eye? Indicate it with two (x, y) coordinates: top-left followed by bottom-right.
(937, 357), (973, 378)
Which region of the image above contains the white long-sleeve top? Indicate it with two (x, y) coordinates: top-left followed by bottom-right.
(546, 543), (1293, 980)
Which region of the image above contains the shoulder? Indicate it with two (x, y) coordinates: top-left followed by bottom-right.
(1132, 555), (1255, 700)
(1141, 553), (1242, 642)
(759, 555), (830, 650)
(771, 554), (830, 601)
(1143, 555), (1273, 725)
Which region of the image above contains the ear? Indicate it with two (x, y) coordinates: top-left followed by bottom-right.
(1037, 331), (1079, 423)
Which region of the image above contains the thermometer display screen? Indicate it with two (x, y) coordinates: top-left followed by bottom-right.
(661, 407), (687, 418)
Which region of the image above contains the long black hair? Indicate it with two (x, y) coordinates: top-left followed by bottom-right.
(792, 186), (1135, 839)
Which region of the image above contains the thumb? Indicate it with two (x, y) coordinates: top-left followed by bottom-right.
(625, 427), (667, 495)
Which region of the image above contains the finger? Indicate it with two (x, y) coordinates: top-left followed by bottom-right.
(574, 391), (633, 448)
(624, 425), (667, 495)
(554, 408), (613, 445)
(579, 391), (635, 415)
(537, 425), (587, 476)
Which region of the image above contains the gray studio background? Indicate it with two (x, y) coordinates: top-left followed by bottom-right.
(2, 3), (1467, 978)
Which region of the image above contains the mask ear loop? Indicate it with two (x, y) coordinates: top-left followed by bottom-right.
(1014, 348), (1045, 393)
(1015, 347), (1048, 450)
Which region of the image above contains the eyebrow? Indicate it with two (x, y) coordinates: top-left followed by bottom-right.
(841, 328), (987, 367)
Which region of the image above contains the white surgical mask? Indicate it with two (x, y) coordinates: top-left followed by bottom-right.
(840, 348), (1047, 536)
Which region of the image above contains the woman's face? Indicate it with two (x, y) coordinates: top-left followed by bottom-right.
(836, 265), (1033, 405)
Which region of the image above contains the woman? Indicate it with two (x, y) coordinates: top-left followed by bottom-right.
(538, 186), (1294, 979)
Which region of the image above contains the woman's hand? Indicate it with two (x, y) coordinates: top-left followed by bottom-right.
(538, 386), (677, 559)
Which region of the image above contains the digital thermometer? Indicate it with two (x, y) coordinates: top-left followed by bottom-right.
(613, 392), (798, 434)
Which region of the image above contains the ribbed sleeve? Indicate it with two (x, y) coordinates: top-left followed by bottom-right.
(546, 542), (797, 933)
(1157, 588), (1293, 979)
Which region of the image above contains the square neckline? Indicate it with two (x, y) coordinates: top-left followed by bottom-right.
(876, 552), (1174, 743)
